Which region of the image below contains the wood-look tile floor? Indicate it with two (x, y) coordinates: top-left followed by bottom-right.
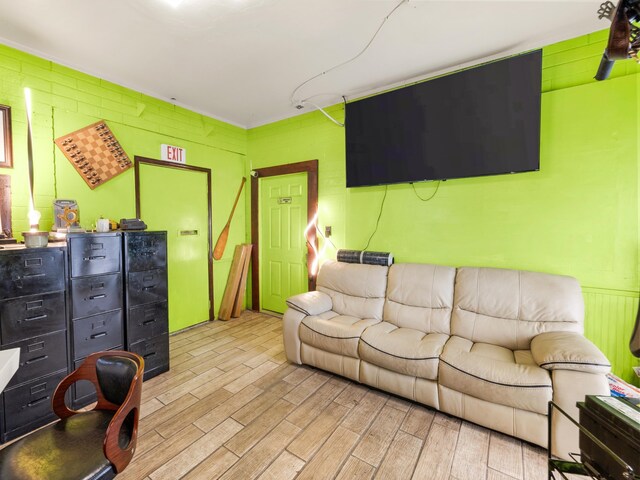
(121, 311), (548, 480)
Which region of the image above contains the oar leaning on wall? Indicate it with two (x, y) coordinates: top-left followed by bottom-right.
(213, 177), (246, 261)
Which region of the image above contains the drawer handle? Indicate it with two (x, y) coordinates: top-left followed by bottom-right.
(25, 258), (43, 267)
(142, 319), (156, 326)
(26, 396), (50, 408)
(23, 273), (45, 279)
(143, 352), (156, 359)
(89, 294), (106, 300)
(83, 255), (106, 261)
(24, 314), (48, 323)
(25, 355), (48, 365)
(142, 285), (156, 291)
(90, 332), (107, 339)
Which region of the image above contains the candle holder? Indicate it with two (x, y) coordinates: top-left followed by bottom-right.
(22, 230), (49, 248)
(22, 208), (48, 248)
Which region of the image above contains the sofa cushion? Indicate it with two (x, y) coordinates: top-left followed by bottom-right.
(317, 260), (388, 320)
(451, 267), (584, 350)
(359, 322), (448, 380)
(439, 336), (552, 415)
(383, 263), (456, 334)
(300, 314), (379, 358)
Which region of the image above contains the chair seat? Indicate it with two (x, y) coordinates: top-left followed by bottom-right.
(439, 336), (552, 415)
(0, 411), (117, 480)
(359, 322), (448, 380)
(300, 314), (379, 358)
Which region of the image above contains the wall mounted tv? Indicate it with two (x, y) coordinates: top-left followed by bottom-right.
(345, 50), (542, 188)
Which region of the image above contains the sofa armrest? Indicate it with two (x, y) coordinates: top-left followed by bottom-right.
(530, 331), (611, 374)
(286, 291), (332, 316)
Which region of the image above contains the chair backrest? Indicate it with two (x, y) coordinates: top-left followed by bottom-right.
(316, 260), (388, 320)
(96, 356), (139, 406)
(451, 267), (584, 350)
(383, 263), (456, 334)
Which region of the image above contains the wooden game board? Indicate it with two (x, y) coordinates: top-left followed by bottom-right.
(55, 121), (132, 189)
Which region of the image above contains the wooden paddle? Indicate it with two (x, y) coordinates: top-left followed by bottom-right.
(213, 177), (246, 260)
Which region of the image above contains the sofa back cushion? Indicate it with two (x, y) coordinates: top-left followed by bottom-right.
(316, 260), (388, 320)
(383, 263), (456, 334)
(451, 267), (584, 350)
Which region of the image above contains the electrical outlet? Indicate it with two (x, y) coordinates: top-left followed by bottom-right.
(325, 226), (332, 238)
(634, 366), (640, 378)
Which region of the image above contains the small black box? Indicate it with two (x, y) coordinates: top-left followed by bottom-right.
(578, 395), (640, 479)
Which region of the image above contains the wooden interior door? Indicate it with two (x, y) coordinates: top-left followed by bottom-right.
(260, 172), (308, 313)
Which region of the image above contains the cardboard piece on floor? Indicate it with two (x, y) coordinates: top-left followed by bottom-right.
(232, 244), (253, 318)
(218, 244), (248, 321)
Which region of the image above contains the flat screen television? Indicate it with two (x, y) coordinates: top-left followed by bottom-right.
(345, 50), (542, 187)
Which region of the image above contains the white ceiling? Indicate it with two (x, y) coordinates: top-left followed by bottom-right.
(0, 0), (605, 128)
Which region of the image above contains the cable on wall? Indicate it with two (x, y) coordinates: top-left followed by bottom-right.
(298, 96), (347, 127)
(363, 185), (389, 250)
(290, 0), (409, 125)
(51, 107), (58, 198)
(411, 180), (440, 202)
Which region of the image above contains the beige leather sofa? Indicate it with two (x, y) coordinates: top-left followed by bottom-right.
(283, 261), (611, 458)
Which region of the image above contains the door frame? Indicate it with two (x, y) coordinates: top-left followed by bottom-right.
(134, 156), (214, 321)
(251, 159), (318, 311)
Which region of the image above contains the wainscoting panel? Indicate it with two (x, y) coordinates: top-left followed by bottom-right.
(583, 287), (639, 385)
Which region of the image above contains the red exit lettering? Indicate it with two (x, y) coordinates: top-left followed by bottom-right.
(162, 144), (185, 163)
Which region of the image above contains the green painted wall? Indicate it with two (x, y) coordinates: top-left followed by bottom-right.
(2, 29), (639, 383)
(0, 44), (248, 323)
(248, 30), (640, 384)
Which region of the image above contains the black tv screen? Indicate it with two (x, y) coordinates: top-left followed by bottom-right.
(345, 50), (542, 187)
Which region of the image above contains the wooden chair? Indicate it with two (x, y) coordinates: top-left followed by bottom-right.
(0, 351), (144, 480)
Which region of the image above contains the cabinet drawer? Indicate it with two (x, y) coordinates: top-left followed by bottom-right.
(129, 334), (169, 381)
(127, 302), (168, 344)
(0, 250), (65, 298)
(71, 273), (122, 319)
(69, 235), (121, 278)
(127, 270), (167, 307)
(5, 331), (67, 389)
(73, 310), (123, 360)
(124, 232), (167, 272)
(0, 292), (66, 344)
(3, 370), (66, 432)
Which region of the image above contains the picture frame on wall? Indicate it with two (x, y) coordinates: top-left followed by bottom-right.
(0, 105), (12, 168)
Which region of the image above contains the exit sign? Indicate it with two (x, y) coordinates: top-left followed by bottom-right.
(161, 144), (186, 164)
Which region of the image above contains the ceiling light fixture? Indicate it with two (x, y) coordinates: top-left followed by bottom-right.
(165, 0), (185, 8)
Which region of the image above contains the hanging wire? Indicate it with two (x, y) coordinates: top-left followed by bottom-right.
(290, 0), (409, 121)
(411, 180), (441, 201)
(363, 185), (389, 250)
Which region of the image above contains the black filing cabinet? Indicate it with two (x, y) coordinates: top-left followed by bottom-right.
(123, 231), (169, 381)
(67, 232), (124, 408)
(0, 246), (68, 443)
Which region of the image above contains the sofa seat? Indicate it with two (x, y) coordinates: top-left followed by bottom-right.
(359, 322), (448, 380)
(300, 314), (379, 358)
(439, 336), (552, 415)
